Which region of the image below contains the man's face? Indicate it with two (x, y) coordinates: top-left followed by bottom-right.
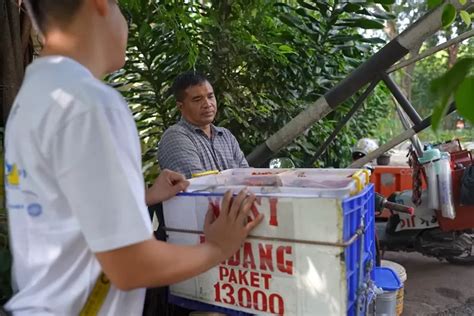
(178, 81), (217, 127)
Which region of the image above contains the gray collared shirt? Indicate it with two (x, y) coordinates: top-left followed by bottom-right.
(158, 118), (249, 178)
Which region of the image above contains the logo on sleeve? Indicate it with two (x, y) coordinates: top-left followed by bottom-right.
(27, 203), (42, 217)
(5, 162), (42, 217)
(5, 162), (27, 188)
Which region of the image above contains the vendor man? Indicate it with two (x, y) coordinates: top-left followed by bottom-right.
(158, 72), (249, 178)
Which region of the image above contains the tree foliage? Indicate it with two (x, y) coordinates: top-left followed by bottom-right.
(110, 0), (392, 181)
(428, 0), (474, 130)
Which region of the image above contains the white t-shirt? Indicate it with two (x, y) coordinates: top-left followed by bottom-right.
(4, 56), (153, 315)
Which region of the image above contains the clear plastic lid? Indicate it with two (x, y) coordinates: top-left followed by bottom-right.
(185, 168), (370, 198)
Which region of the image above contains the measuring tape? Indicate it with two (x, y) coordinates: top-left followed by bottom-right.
(79, 272), (111, 316)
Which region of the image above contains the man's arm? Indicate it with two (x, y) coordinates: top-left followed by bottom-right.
(145, 169), (189, 206)
(96, 190), (263, 290)
(96, 239), (222, 290)
(158, 129), (205, 178)
(229, 132), (249, 168)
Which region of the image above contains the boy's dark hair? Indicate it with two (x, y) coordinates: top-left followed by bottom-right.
(171, 71), (209, 102)
(26, 0), (85, 33)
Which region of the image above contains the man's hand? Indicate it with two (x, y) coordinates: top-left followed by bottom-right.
(146, 169), (190, 205)
(204, 189), (264, 260)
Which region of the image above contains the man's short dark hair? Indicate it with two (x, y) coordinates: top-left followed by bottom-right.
(171, 71), (209, 102)
(26, 0), (85, 33)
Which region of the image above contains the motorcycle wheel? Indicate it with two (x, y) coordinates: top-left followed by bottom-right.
(446, 233), (474, 265)
(446, 254), (474, 265)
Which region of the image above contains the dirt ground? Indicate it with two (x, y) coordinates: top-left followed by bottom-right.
(382, 251), (474, 316)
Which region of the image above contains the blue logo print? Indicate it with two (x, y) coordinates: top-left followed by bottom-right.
(27, 203), (42, 217)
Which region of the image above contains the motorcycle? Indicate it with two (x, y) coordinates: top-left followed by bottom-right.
(271, 140), (474, 265)
(373, 140), (474, 265)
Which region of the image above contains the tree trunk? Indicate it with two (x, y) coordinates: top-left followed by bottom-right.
(444, 31), (459, 129)
(384, 20), (398, 41)
(0, 1), (33, 127)
(401, 43), (422, 102)
(443, 29), (460, 70)
(447, 43), (459, 69)
(383, 16), (421, 101)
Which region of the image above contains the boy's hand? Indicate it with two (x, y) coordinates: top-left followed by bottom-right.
(146, 169), (189, 205)
(203, 189), (263, 260)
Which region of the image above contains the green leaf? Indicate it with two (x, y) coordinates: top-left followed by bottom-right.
(459, 0), (467, 5)
(315, 2), (329, 14)
(297, 0), (319, 11)
(431, 98), (450, 131)
(369, 11), (397, 20)
(454, 76), (474, 124)
(374, 0), (395, 4)
(442, 4), (456, 27)
(278, 44), (295, 53)
(430, 58), (474, 97)
(279, 14), (301, 28)
(430, 58), (474, 130)
(342, 3), (361, 13)
(360, 37), (387, 44)
(460, 10), (472, 26)
(341, 18), (385, 29)
(428, 0), (443, 9)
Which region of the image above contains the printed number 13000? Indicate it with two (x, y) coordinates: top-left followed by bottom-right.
(213, 282), (284, 314)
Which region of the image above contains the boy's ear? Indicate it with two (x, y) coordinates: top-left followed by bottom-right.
(93, 0), (111, 17)
(177, 101), (183, 110)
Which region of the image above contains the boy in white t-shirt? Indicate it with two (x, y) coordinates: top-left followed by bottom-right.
(4, 1), (262, 315)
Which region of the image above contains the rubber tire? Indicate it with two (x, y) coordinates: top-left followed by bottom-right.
(446, 255), (474, 265)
